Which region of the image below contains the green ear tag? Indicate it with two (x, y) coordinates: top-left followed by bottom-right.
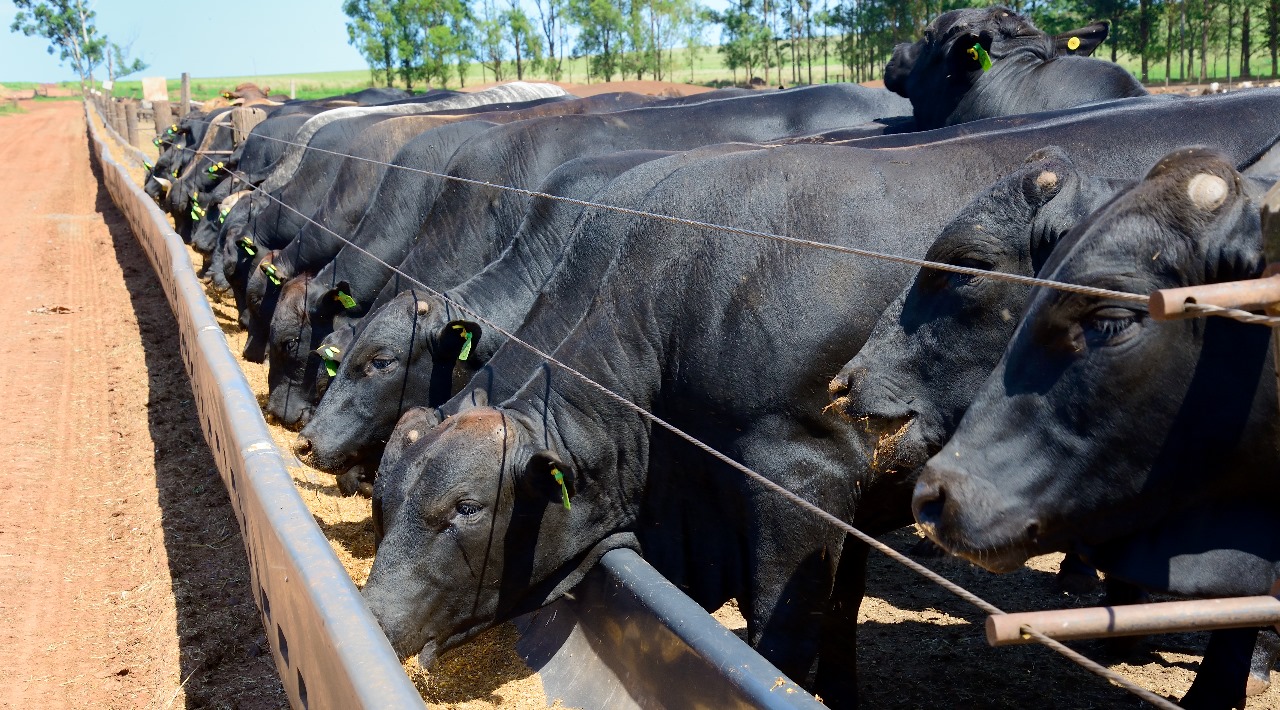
(237, 237), (257, 256)
(968, 43), (993, 71)
(171, 167), (179, 178)
(190, 201), (205, 220)
(143, 160), (153, 170)
(551, 467), (571, 510)
(217, 206), (230, 225)
(168, 124), (178, 134)
(261, 263), (282, 286)
(453, 326), (473, 361)
(152, 137), (161, 147)
(324, 358), (338, 377)
(335, 291), (357, 310)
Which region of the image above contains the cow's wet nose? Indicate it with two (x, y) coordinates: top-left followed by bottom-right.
(293, 436), (312, 457)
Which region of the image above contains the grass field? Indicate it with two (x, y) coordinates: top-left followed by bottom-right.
(7, 41), (1279, 99)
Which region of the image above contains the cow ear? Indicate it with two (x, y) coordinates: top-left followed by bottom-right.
(443, 320), (482, 363)
(947, 31), (994, 75)
(1054, 22), (1109, 56)
(1020, 146), (1074, 207)
(884, 41), (920, 97)
(524, 450), (576, 510)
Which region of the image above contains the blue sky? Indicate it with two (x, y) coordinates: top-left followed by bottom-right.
(3, 1), (384, 82)
(1, 0), (732, 84)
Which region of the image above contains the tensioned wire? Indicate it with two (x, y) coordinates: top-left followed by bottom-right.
(173, 132), (1182, 707)
(175, 114), (1280, 328)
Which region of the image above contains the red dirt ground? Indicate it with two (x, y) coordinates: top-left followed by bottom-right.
(0, 99), (285, 708)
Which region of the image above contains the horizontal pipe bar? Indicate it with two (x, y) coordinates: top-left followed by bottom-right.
(987, 596), (1280, 647)
(1149, 274), (1280, 320)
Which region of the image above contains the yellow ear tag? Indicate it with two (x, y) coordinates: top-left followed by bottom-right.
(551, 467), (571, 510)
(1067, 36), (1081, 51)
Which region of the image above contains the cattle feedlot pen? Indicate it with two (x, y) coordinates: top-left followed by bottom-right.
(172, 127), (1190, 708)
(180, 117), (1280, 328)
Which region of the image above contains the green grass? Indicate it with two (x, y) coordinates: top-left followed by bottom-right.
(0, 103), (25, 116)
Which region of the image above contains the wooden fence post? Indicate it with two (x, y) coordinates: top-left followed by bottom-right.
(125, 101), (140, 148)
(153, 100), (173, 135)
(179, 72), (191, 117)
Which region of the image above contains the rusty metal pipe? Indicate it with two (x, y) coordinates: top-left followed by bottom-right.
(986, 596), (1280, 647)
(1149, 274), (1280, 320)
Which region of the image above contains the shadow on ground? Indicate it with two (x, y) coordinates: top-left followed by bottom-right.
(90, 147), (288, 710)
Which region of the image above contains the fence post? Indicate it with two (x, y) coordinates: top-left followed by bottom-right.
(125, 101), (140, 148)
(112, 99), (124, 134)
(180, 72), (191, 117)
(153, 100), (173, 135)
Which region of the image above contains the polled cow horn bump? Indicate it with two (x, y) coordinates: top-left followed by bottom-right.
(1187, 173), (1229, 211)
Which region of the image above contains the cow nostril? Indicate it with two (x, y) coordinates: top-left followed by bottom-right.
(913, 480), (947, 527)
(828, 374), (850, 399)
(293, 436), (312, 456)
(1025, 520), (1041, 541)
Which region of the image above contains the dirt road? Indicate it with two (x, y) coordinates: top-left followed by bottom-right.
(0, 100), (284, 708)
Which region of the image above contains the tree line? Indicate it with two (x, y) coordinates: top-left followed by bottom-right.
(11, 0), (148, 89)
(345, 0), (1280, 89)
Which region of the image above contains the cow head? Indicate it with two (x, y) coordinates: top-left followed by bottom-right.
(298, 291), (484, 476)
(912, 147), (1271, 573)
(829, 147), (1122, 478)
(884, 7), (1108, 129)
(263, 274), (343, 427)
(362, 404), (628, 663)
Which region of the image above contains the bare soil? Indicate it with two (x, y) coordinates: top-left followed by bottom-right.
(0, 99), (286, 709)
(85, 92), (1280, 709)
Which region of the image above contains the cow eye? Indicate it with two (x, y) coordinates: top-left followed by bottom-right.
(455, 501), (482, 517)
(370, 357), (396, 371)
(1083, 307), (1141, 346)
(947, 257), (992, 286)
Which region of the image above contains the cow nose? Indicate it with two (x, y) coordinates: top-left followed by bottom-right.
(293, 436), (312, 457)
(912, 477), (948, 530)
(828, 365), (864, 400)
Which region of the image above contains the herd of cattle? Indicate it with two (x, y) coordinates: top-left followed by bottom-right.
(138, 6), (1280, 708)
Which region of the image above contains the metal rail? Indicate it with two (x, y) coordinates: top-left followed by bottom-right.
(987, 596), (1280, 647)
(87, 101), (822, 710)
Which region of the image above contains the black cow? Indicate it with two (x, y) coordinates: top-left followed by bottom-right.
(258, 84), (911, 428)
(358, 94), (1280, 709)
(911, 148), (1280, 708)
(828, 147), (1280, 702)
(884, 7), (1146, 130)
(242, 93), (656, 319)
(296, 146), (764, 485)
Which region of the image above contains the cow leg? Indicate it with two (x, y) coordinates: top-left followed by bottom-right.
(1247, 629), (1280, 696)
(813, 534), (867, 709)
(744, 524), (844, 705)
(1057, 553), (1102, 594)
(1179, 627), (1256, 710)
(1100, 578), (1149, 657)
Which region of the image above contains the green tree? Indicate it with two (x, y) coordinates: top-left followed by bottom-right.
(343, 0), (398, 87)
(106, 40), (147, 83)
(571, 0), (628, 80)
(504, 2), (544, 79)
(533, 0), (570, 79)
(10, 0), (105, 89)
